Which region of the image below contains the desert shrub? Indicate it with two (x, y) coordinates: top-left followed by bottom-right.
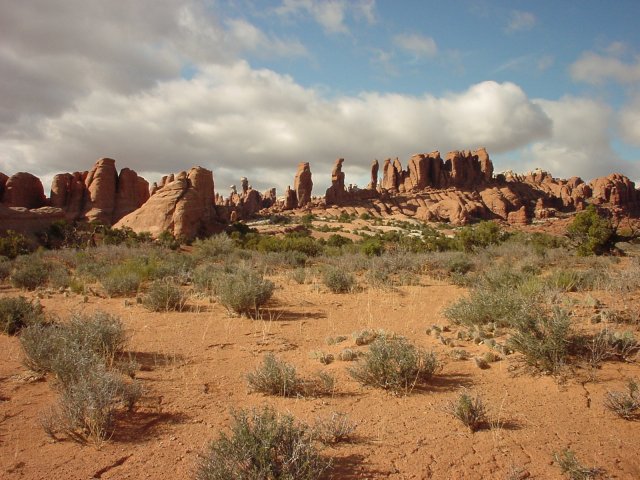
(553, 449), (604, 479)
(546, 269), (597, 292)
(192, 263), (228, 294)
(352, 329), (381, 346)
(456, 221), (505, 252)
(447, 390), (487, 432)
(44, 364), (141, 444)
(312, 411), (357, 444)
(192, 234), (236, 260)
(349, 334), (438, 394)
(311, 351), (334, 364)
(0, 256), (11, 281)
(322, 266), (355, 293)
(443, 288), (537, 328)
(215, 269), (274, 317)
(507, 308), (572, 373)
(359, 237), (384, 257)
(246, 353), (302, 397)
(0, 296), (43, 335)
(101, 265), (143, 297)
(338, 348), (358, 361)
(10, 255), (49, 290)
(143, 278), (187, 311)
(196, 406), (329, 480)
(604, 379), (639, 420)
(567, 205), (615, 256)
(0, 230), (32, 259)
(290, 267), (306, 284)
(326, 234), (352, 248)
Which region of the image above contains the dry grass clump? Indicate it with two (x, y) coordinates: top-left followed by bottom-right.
(447, 390), (487, 432)
(10, 256), (50, 290)
(196, 406), (330, 480)
(0, 296), (44, 335)
(553, 449), (604, 479)
(142, 278), (187, 311)
(322, 266), (356, 293)
(604, 379), (639, 420)
(349, 334), (438, 394)
(312, 411), (358, 444)
(246, 353), (302, 397)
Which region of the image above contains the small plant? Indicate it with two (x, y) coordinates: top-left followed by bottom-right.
(0, 296), (43, 335)
(101, 267), (142, 297)
(352, 329), (380, 346)
(567, 205), (615, 256)
(192, 234), (236, 260)
(215, 269), (274, 317)
(553, 449), (604, 479)
(291, 267), (306, 284)
(447, 390), (487, 432)
(143, 278), (187, 311)
(312, 411), (357, 444)
(246, 353), (302, 397)
(196, 406), (329, 480)
(349, 334), (438, 394)
(311, 351), (334, 364)
(322, 266), (355, 293)
(326, 335), (348, 345)
(338, 348), (358, 361)
(604, 379), (639, 420)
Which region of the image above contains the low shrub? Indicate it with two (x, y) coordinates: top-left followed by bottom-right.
(0, 256), (11, 281)
(604, 379), (639, 420)
(192, 263), (228, 294)
(567, 205), (615, 256)
(10, 256), (49, 290)
(0, 230), (32, 259)
(192, 234), (236, 260)
(349, 334), (438, 394)
(143, 278), (187, 311)
(507, 308), (572, 373)
(196, 406), (329, 480)
(101, 266), (142, 297)
(0, 296), (43, 335)
(447, 390), (487, 432)
(322, 267), (355, 293)
(215, 269), (274, 317)
(246, 353), (302, 397)
(443, 288), (537, 328)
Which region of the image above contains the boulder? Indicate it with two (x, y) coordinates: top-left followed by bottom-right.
(2, 172), (46, 209)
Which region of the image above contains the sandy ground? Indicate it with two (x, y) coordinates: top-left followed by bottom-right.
(1, 272), (640, 479)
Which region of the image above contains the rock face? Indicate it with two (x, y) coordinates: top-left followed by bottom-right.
(0, 173), (8, 200)
(325, 158), (346, 205)
(590, 173), (637, 208)
(2, 172), (46, 209)
(115, 167), (217, 238)
(294, 163), (313, 207)
(369, 160), (379, 190)
(0, 204), (65, 235)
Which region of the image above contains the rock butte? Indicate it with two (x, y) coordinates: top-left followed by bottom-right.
(0, 149), (638, 238)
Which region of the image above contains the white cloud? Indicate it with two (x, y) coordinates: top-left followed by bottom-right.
(275, 0), (375, 34)
(393, 33), (438, 59)
(619, 96), (640, 147)
(225, 18), (308, 58)
(505, 10), (536, 33)
(520, 96), (638, 180)
(570, 51), (640, 85)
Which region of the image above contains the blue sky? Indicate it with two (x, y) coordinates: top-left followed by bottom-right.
(1, 0), (639, 194)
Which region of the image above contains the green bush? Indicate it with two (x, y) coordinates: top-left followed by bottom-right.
(196, 406), (329, 480)
(101, 264), (143, 297)
(443, 288), (536, 328)
(349, 334), (438, 394)
(215, 269), (274, 317)
(10, 256), (49, 290)
(0, 230), (32, 259)
(567, 205), (615, 256)
(0, 296), (43, 335)
(507, 308), (572, 373)
(0, 256), (10, 281)
(192, 234), (236, 260)
(360, 237), (384, 257)
(246, 353), (302, 397)
(143, 279), (187, 311)
(456, 221), (505, 252)
(447, 390), (487, 432)
(322, 266), (355, 293)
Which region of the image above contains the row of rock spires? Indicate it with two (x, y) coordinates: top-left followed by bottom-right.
(1, 148), (638, 239)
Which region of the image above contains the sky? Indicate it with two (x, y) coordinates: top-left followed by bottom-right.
(1, 0), (640, 196)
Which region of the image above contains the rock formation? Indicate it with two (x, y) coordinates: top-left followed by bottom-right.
(2, 172), (46, 209)
(294, 163), (313, 207)
(115, 166), (217, 238)
(325, 158), (346, 205)
(369, 160), (379, 190)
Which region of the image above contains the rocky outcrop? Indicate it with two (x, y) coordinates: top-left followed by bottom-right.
(0, 204), (65, 235)
(2, 172), (46, 209)
(0, 173), (7, 200)
(325, 158), (346, 205)
(284, 186), (297, 210)
(369, 160), (379, 190)
(115, 166), (217, 239)
(294, 163), (313, 207)
(590, 173), (637, 208)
